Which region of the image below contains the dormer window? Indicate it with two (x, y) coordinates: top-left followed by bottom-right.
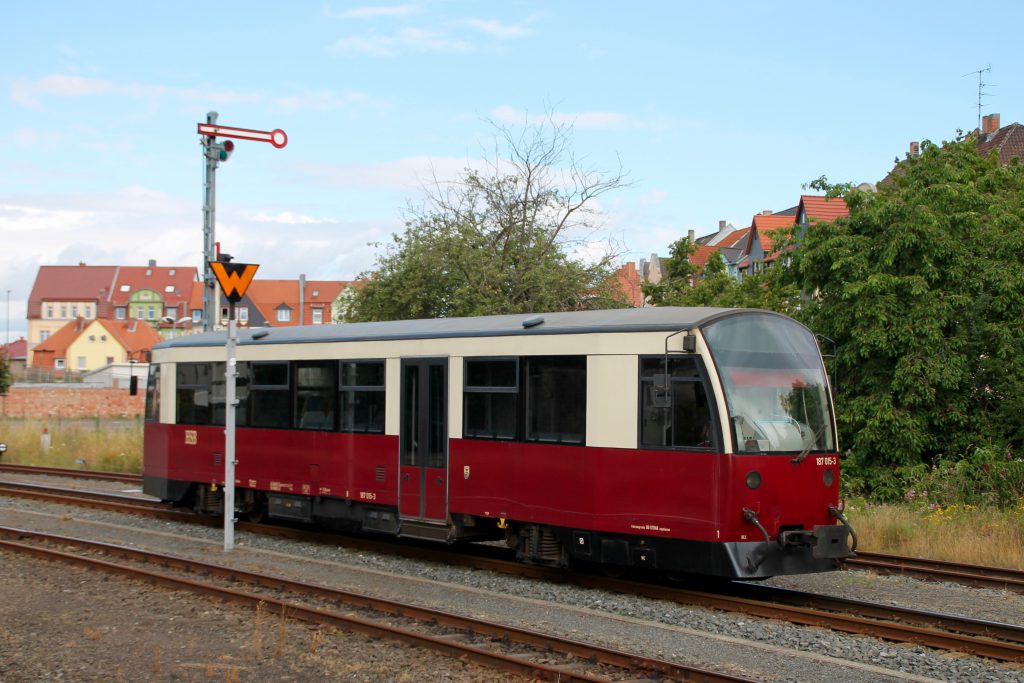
(164, 285), (175, 293)
(169, 269), (176, 276)
(120, 284), (130, 293)
(312, 290), (320, 298)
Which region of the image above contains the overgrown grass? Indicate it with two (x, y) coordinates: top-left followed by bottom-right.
(0, 418), (142, 472)
(844, 497), (1024, 570)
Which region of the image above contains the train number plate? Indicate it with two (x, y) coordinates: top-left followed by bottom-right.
(184, 430), (198, 445)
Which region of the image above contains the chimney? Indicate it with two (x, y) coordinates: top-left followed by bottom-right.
(148, 259), (157, 268)
(762, 210), (773, 215)
(719, 220), (726, 231)
(909, 141), (920, 157)
(984, 113), (1000, 135)
(298, 274), (306, 326)
(687, 229), (695, 242)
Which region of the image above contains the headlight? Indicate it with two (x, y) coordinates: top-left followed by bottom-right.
(745, 471), (761, 490)
(823, 469), (835, 487)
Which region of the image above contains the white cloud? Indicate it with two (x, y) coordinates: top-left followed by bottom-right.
(10, 74), (368, 113)
(9, 128), (62, 148)
(329, 13), (533, 57)
(273, 90), (370, 111)
(251, 211), (338, 225)
(12, 74), (111, 107)
(0, 187), (389, 331)
(331, 27), (473, 57)
(641, 190), (668, 206)
(490, 105), (632, 130)
(326, 4), (421, 19)
(295, 155), (479, 190)
(462, 18), (532, 39)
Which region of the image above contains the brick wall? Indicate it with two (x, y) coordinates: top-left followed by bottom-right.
(0, 385), (145, 419)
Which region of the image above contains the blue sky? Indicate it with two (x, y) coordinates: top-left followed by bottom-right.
(3, 1), (1023, 341)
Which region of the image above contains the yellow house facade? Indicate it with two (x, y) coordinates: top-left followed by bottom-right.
(64, 320), (132, 372)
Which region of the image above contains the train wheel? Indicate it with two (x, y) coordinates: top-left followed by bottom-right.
(244, 493), (267, 523)
(601, 564), (627, 579)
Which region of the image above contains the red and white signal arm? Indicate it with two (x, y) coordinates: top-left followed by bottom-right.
(197, 123), (288, 149)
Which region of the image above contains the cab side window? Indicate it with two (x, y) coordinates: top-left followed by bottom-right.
(639, 357), (714, 449)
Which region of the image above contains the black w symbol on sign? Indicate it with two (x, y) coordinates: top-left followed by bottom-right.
(210, 261), (259, 303)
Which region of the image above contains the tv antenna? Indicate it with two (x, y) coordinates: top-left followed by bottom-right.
(962, 65), (992, 133)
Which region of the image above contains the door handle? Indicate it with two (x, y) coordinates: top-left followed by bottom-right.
(436, 476), (443, 485)
(403, 473), (410, 481)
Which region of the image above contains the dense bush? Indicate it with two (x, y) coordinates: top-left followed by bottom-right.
(842, 444), (1023, 509)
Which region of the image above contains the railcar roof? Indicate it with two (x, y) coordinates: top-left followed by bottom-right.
(156, 306), (762, 349)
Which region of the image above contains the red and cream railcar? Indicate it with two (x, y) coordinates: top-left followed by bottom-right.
(143, 307), (855, 578)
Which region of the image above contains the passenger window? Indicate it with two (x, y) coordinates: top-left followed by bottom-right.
(340, 361), (385, 433)
(640, 357), (714, 449)
(464, 358), (518, 440)
(296, 362), (337, 431)
(175, 362), (215, 426)
(249, 362), (290, 429)
(524, 356), (586, 445)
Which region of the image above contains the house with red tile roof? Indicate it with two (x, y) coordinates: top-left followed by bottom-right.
(242, 279), (354, 328)
(27, 264), (118, 362)
(736, 211), (798, 276)
(26, 261), (198, 365)
(31, 317), (163, 376)
(1, 337), (28, 378)
(977, 114), (1024, 165)
(797, 195), (850, 225)
(109, 261), (197, 327)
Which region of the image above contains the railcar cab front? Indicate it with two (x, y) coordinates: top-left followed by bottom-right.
(699, 312), (856, 575)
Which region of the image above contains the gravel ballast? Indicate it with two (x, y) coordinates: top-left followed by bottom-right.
(0, 477), (1022, 682)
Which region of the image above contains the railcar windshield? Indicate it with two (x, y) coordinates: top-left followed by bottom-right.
(702, 313), (835, 454)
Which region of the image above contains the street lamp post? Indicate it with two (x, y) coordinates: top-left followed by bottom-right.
(160, 315), (192, 339)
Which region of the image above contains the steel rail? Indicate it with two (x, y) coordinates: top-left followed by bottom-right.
(0, 482), (208, 530)
(0, 464), (142, 484)
(846, 552), (1024, 594)
(0, 527), (753, 683)
(731, 583), (1024, 646)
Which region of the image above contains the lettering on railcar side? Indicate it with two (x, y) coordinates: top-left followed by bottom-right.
(629, 523), (671, 533)
(815, 456), (838, 466)
(359, 491), (377, 501)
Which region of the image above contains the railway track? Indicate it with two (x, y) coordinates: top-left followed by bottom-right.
(0, 463), (142, 484)
(846, 552), (1024, 593)
(2, 471), (1023, 663)
(0, 526), (750, 683)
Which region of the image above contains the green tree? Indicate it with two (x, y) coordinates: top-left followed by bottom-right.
(345, 117), (629, 321)
(787, 135), (1024, 470)
(0, 350), (11, 396)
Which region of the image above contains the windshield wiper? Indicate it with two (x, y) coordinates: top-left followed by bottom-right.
(791, 423), (827, 464)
